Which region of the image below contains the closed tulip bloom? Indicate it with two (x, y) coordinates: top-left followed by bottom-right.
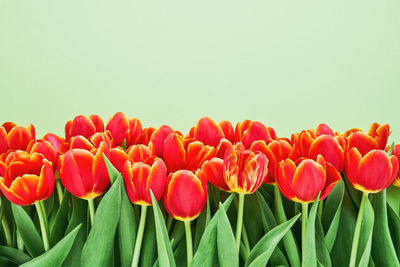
(148, 125), (177, 158)
(235, 120), (276, 149)
(42, 133), (65, 156)
(0, 122), (36, 153)
(27, 140), (57, 169)
(0, 151), (54, 205)
(389, 144), (400, 187)
(58, 142), (110, 199)
(346, 148), (398, 193)
(64, 114), (104, 140)
(224, 143), (269, 194)
(162, 133), (214, 173)
(189, 117), (234, 147)
(127, 144), (152, 163)
(106, 112), (143, 147)
(199, 157), (230, 192)
(276, 155), (341, 203)
(163, 170), (207, 221)
(121, 158), (167, 205)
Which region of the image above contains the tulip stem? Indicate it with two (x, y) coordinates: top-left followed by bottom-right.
(39, 201), (49, 231)
(184, 220), (193, 267)
(1, 215), (12, 247)
(88, 198), (95, 227)
(35, 202), (50, 251)
(131, 205), (147, 267)
(317, 199), (323, 219)
(55, 179), (64, 205)
(166, 215), (173, 234)
(301, 203), (308, 261)
(16, 230), (24, 251)
(349, 192), (369, 267)
(236, 193), (245, 253)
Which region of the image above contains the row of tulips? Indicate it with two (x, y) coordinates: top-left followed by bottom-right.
(0, 113), (399, 267)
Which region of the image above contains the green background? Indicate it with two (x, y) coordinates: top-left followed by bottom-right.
(0, 1), (399, 139)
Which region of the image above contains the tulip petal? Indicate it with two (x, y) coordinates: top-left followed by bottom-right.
(242, 153), (268, 193)
(36, 160), (55, 200)
(320, 162), (341, 200)
(193, 117), (224, 147)
(89, 114), (104, 133)
(145, 159), (167, 204)
(292, 159), (325, 202)
(106, 112), (130, 147)
(163, 134), (186, 173)
(276, 159), (297, 201)
(315, 124), (334, 136)
(0, 127), (9, 154)
(8, 127), (32, 151)
(219, 120), (235, 143)
(127, 144), (151, 163)
(92, 142), (110, 196)
(241, 121), (271, 149)
(149, 126), (175, 158)
(348, 132), (378, 156)
(309, 135), (345, 172)
(357, 150), (392, 192)
(200, 158), (230, 192)
(10, 175), (40, 205)
(69, 115), (97, 139)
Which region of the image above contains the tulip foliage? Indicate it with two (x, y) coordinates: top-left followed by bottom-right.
(0, 115), (400, 267)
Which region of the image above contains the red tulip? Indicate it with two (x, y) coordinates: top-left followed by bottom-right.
(346, 148), (398, 193)
(224, 143), (269, 194)
(367, 123), (390, 150)
(389, 144), (400, 187)
(250, 139), (292, 183)
(189, 117), (234, 147)
(27, 140), (57, 170)
(276, 155), (341, 203)
(106, 112), (143, 147)
(65, 114), (104, 140)
(0, 151), (54, 205)
(0, 122), (35, 153)
(42, 133), (65, 156)
(137, 127), (156, 146)
(315, 123), (334, 136)
(127, 144), (152, 163)
(58, 142), (110, 199)
(345, 123), (390, 155)
(235, 120), (276, 149)
(162, 170), (207, 221)
(290, 128), (347, 172)
(121, 157), (167, 205)
(148, 125), (177, 158)
(162, 133), (214, 173)
(198, 158), (230, 192)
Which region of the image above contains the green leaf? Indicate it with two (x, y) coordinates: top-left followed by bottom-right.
(118, 183), (138, 267)
(103, 153), (120, 184)
(191, 194), (235, 267)
(245, 213), (300, 267)
(321, 180), (344, 252)
(194, 197), (211, 252)
(49, 191), (71, 246)
(217, 203), (238, 267)
(63, 196), (87, 267)
(81, 176), (122, 267)
(11, 203), (44, 257)
(150, 190), (176, 267)
(356, 196), (374, 267)
(370, 190), (398, 266)
(302, 194), (320, 267)
(20, 224), (82, 267)
(141, 208), (157, 267)
(0, 245), (31, 265)
(243, 193), (263, 248)
(273, 186), (300, 267)
(388, 204), (400, 260)
(315, 217), (331, 267)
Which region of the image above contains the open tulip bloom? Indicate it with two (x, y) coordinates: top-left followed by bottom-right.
(2, 115), (400, 267)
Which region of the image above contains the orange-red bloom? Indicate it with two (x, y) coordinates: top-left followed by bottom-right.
(106, 112), (143, 147)
(148, 125), (177, 158)
(58, 142), (110, 199)
(0, 122), (35, 154)
(389, 144), (400, 187)
(42, 133), (65, 156)
(121, 157), (167, 205)
(64, 115), (104, 140)
(162, 133), (214, 173)
(188, 117), (234, 147)
(235, 120), (276, 149)
(224, 143), (269, 194)
(345, 148), (398, 193)
(345, 123), (390, 155)
(163, 170), (207, 221)
(0, 151), (54, 205)
(276, 155), (341, 203)
(27, 140), (57, 170)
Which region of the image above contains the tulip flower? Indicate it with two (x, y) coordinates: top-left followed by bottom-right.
(64, 114), (104, 140)
(162, 133), (214, 173)
(106, 112), (143, 147)
(42, 133), (65, 156)
(235, 120), (276, 148)
(27, 140), (57, 169)
(345, 147), (398, 267)
(58, 141), (110, 226)
(345, 123), (390, 155)
(389, 144), (400, 187)
(188, 117), (234, 146)
(148, 125), (176, 158)
(137, 127), (156, 146)
(0, 151), (55, 251)
(0, 122), (35, 154)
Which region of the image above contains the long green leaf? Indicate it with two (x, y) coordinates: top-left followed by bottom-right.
(315, 217), (331, 267)
(191, 193), (235, 267)
(141, 208), (157, 267)
(150, 190), (176, 267)
(81, 176), (122, 267)
(49, 191), (71, 246)
(11, 203), (44, 257)
(321, 180), (344, 252)
(356, 196), (374, 267)
(0, 246), (31, 265)
(217, 203), (238, 267)
(194, 198), (211, 252)
(388, 204), (400, 260)
(370, 190), (399, 266)
(245, 213), (300, 267)
(21, 224), (82, 267)
(302, 195), (319, 267)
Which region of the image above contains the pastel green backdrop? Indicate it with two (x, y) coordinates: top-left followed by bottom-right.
(0, 1), (399, 140)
